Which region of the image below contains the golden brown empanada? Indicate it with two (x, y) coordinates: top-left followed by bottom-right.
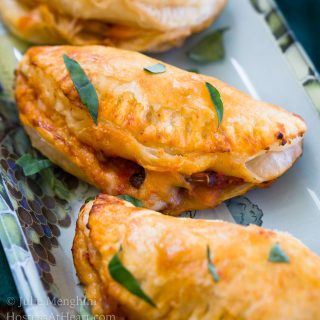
(0, 0), (227, 52)
(15, 46), (306, 214)
(72, 194), (320, 320)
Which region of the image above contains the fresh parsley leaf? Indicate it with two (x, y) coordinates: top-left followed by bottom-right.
(144, 63), (166, 74)
(268, 243), (290, 263)
(108, 248), (156, 308)
(187, 27), (229, 63)
(16, 154), (51, 176)
(42, 168), (70, 201)
(187, 68), (199, 73)
(63, 54), (99, 124)
(117, 195), (142, 207)
(207, 245), (220, 283)
(205, 82), (224, 128)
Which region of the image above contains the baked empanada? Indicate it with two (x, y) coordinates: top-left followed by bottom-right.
(15, 46), (306, 214)
(0, 0), (227, 52)
(72, 194), (320, 320)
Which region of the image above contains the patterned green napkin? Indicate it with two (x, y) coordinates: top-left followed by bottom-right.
(276, 0), (320, 70)
(0, 242), (19, 306)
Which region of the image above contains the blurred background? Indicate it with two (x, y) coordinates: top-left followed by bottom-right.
(276, 0), (320, 71)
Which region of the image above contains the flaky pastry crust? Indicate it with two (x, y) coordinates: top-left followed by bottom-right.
(15, 46), (306, 214)
(0, 0), (227, 51)
(72, 195), (320, 320)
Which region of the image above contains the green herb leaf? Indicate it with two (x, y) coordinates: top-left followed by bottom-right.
(78, 299), (95, 320)
(144, 63), (166, 74)
(187, 27), (229, 63)
(16, 154), (51, 176)
(117, 195), (142, 207)
(268, 243), (290, 263)
(85, 196), (96, 203)
(205, 82), (224, 127)
(187, 68), (199, 74)
(108, 249), (156, 308)
(63, 54), (99, 124)
(207, 245), (220, 283)
(53, 179), (70, 201)
(42, 168), (70, 201)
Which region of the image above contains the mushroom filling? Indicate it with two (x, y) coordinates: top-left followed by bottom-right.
(186, 172), (244, 188)
(129, 167), (146, 189)
(126, 164), (245, 191)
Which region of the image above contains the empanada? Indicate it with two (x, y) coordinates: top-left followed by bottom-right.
(0, 0), (227, 52)
(15, 46), (306, 214)
(72, 194), (320, 320)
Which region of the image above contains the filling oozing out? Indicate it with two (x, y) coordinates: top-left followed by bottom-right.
(186, 172), (244, 188)
(114, 156), (247, 210)
(99, 156), (245, 191)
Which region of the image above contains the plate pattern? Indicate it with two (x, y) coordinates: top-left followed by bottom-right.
(0, 102), (96, 317)
(0, 29), (96, 315)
